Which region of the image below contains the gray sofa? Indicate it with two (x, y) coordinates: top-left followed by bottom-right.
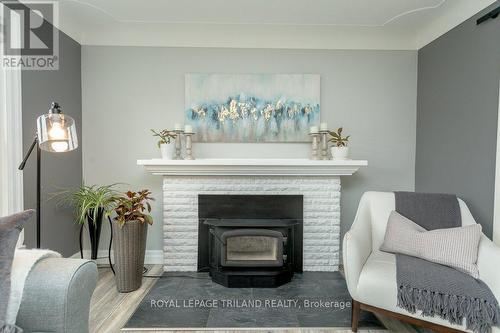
(15, 258), (98, 333)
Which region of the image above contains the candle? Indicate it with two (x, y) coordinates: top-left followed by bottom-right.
(310, 126), (319, 134)
(174, 123), (182, 131)
(320, 122), (328, 131)
(184, 124), (193, 133)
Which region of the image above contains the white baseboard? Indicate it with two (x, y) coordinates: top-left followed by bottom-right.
(70, 250), (163, 265)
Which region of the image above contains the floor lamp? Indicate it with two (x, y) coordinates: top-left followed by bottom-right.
(18, 102), (78, 248)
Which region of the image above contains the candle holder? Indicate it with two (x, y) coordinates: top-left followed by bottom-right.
(173, 130), (184, 160)
(184, 132), (195, 160)
(319, 130), (330, 160)
(309, 133), (320, 160)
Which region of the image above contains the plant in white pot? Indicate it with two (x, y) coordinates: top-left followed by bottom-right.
(151, 129), (176, 159)
(112, 189), (154, 293)
(328, 127), (350, 160)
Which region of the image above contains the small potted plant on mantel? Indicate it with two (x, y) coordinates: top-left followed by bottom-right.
(112, 189), (154, 292)
(328, 127), (350, 160)
(151, 129), (176, 159)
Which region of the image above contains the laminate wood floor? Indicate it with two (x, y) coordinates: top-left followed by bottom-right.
(89, 265), (431, 333)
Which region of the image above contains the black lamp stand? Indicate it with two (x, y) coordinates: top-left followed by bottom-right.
(18, 135), (42, 248)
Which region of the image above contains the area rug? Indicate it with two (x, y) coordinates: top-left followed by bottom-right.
(124, 271), (383, 330)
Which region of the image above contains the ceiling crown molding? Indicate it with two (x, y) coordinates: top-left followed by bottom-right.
(19, 0), (497, 50)
(415, 0), (497, 48)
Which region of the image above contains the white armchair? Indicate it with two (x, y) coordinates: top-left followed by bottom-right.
(343, 191), (500, 333)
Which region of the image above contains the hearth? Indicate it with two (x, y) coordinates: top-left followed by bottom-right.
(198, 195), (303, 288)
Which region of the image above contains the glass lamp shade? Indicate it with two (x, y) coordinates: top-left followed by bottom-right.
(36, 113), (78, 152)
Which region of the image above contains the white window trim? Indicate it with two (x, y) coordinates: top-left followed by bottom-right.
(0, 3), (24, 245)
(494, 81), (500, 245)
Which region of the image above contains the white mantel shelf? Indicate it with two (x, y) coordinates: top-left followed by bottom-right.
(137, 158), (367, 176)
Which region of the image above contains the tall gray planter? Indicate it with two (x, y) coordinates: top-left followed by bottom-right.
(112, 220), (148, 292)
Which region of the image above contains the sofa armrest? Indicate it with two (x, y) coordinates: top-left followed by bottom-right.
(342, 194), (373, 300)
(16, 258), (98, 333)
(477, 235), (500, 300)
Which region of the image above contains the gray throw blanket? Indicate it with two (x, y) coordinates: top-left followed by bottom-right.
(395, 191), (500, 333)
(395, 191), (462, 229)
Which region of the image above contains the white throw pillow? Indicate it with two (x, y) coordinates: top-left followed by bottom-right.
(380, 211), (482, 278)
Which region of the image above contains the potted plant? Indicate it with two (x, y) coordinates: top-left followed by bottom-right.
(56, 184), (118, 260)
(328, 127), (350, 160)
(151, 129), (176, 159)
(112, 189), (154, 292)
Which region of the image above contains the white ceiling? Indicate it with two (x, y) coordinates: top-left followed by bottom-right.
(22, 0), (498, 49)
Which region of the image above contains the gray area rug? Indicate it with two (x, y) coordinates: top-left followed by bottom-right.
(125, 272), (384, 329)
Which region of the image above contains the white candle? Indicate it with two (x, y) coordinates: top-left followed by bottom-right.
(184, 124), (193, 133)
(310, 126), (319, 134)
(320, 122), (328, 131)
(174, 123), (182, 131)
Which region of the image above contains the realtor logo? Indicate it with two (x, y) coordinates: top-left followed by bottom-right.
(1, 1), (59, 70)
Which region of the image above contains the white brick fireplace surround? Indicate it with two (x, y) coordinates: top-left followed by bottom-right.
(138, 159), (367, 272)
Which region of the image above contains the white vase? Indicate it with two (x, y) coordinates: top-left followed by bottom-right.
(330, 146), (349, 160)
(160, 143), (175, 159)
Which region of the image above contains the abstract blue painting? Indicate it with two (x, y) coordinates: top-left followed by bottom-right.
(185, 74), (320, 142)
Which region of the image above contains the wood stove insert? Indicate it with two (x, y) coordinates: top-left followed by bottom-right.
(198, 195), (303, 288)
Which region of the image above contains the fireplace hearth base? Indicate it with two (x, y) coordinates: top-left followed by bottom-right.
(210, 267), (293, 288)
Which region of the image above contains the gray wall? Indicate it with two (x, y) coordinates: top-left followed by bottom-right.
(22, 30), (82, 256)
(416, 4), (500, 238)
(82, 46), (417, 252)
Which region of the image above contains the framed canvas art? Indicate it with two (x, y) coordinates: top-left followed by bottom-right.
(185, 74), (320, 142)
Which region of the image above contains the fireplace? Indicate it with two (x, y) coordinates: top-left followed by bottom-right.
(198, 195), (303, 288)
(139, 159), (366, 273)
(220, 229), (284, 267)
